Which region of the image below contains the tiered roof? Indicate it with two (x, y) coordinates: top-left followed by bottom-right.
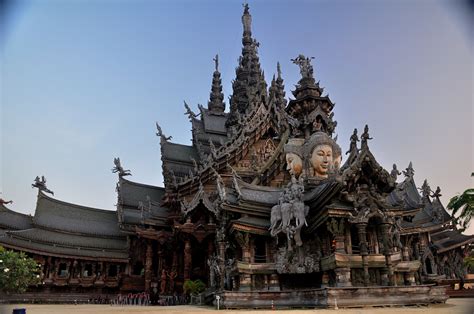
(0, 192), (128, 262)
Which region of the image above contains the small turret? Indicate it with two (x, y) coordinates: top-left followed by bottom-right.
(208, 54), (226, 115)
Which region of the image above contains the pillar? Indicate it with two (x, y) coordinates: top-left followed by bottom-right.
(335, 267), (352, 287)
(381, 224), (395, 286)
(357, 223), (370, 285)
(184, 239), (192, 280)
(145, 240), (153, 293)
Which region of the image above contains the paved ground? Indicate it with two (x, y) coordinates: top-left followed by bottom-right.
(0, 298), (473, 314)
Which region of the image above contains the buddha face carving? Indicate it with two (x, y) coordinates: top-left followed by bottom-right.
(311, 144), (333, 178)
(286, 153), (303, 177)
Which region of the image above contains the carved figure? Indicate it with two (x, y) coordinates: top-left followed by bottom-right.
(360, 124), (372, 149)
(112, 157), (132, 177)
(311, 144), (333, 178)
(285, 153), (303, 177)
(403, 162), (415, 178)
(167, 270), (177, 292)
(291, 54), (315, 79)
(431, 186), (442, 198)
(269, 175), (308, 249)
(160, 269), (167, 294)
(345, 128), (359, 155)
(390, 164), (401, 180)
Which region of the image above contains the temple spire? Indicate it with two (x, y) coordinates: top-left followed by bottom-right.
(226, 4), (267, 128)
(208, 54), (225, 114)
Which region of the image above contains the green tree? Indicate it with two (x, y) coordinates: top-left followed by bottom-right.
(447, 188), (474, 233)
(0, 246), (41, 293)
(183, 279), (206, 295)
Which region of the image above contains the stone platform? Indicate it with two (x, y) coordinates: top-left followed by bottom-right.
(218, 284), (448, 309)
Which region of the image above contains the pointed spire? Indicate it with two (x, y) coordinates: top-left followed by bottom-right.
(269, 62), (286, 111)
(226, 4), (267, 128)
(208, 54), (225, 114)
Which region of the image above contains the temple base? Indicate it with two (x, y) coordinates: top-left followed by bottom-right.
(217, 284), (448, 309)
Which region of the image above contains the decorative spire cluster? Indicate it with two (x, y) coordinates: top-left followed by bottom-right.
(208, 54), (225, 114)
(226, 4), (267, 128)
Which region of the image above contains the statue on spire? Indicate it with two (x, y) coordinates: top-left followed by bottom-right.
(403, 162), (415, 178)
(360, 124), (372, 149)
(242, 3), (251, 34)
(291, 54), (315, 79)
(213, 54), (219, 72)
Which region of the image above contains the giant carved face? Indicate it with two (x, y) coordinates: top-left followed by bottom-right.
(286, 153), (303, 177)
(311, 144), (333, 178)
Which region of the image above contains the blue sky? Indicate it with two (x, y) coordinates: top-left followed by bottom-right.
(1, 0), (473, 233)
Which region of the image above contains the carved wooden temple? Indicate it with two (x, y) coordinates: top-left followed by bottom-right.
(1, 5), (472, 308)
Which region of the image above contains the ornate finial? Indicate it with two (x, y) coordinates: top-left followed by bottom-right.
(277, 62), (282, 79)
(155, 122), (172, 142)
(403, 162), (415, 178)
(112, 157), (132, 177)
(32, 175), (54, 195)
(213, 54), (219, 72)
(184, 101), (197, 120)
(291, 54), (315, 79)
(360, 124), (372, 149)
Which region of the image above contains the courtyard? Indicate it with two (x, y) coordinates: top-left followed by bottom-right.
(0, 298), (473, 314)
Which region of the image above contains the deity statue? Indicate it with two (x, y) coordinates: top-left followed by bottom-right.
(360, 124), (372, 149)
(311, 144), (333, 178)
(390, 164), (401, 180)
(346, 128), (359, 155)
(291, 54), (315, 79)
(284, 138), (306, 179)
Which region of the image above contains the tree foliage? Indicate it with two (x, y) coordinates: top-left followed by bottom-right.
(447, 188), (474, 232)
(0, 246), (41, 293)
(183, 279), (206, 295)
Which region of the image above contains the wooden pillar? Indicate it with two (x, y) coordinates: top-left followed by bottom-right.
(184, 238), (192, 280)
(357, 223), (370, 286)
(145, 240), (153, 293)
(381, 224), (395, 286)
(218, 241), (226, 289)
(344, 225), (352, 254)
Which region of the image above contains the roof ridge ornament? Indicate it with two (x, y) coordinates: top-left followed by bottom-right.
(0, 192), (13, 206)
(155, 122), (172, 142)
(390, 164), (401, 180)
(32, 175), (54, 195)
(184, 101), (198, 121)
(112, 157), (132, 177)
